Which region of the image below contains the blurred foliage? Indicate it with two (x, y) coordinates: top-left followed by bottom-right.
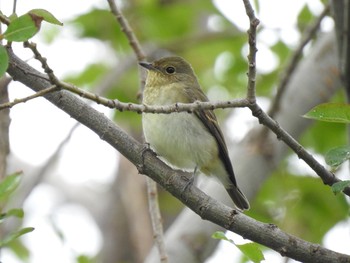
(301, 90), (347, 153)
(64, 63), (110, 89)
(71, 9), (129, 51)
(76, 254), (96, 263)
(297, 4), (314, 32)
(0, 172), (34, 260)
(0, 45), (9, 77)
(301, 121), (346, 154)
(247, 171), (349, 244)
(325, 146), (350, 171)
(212, 231), (265, 263)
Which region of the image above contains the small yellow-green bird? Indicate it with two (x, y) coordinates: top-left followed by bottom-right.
(140, 56), (249, 210)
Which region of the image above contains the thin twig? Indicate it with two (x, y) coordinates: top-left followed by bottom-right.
(0, 85), (59, 110)
(240, 0), (347, 194)
(106, 0), (146, 61)
(52, 82), (250, 113)
(146, 178), (168, 263)
(106, 0), (147, 94)
(21, 37), (249, 113)
(268, 4), (331, 117)
(248, 102), (344, 192)
(242, 0), (260, 102)
(23, 42), (59, 85)
(0, 13), (10, 26)
(18, 35), (349, 197)
(12, 0), (18, 14)
(17, 122), (79, 207)
(106, 1), (167, 262)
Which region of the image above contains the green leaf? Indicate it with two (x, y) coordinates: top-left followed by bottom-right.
(0, 227), (34, 247)
(236, 242), (265, 263)
(212, 231), (233, 243)
(303, 103), (350, 123)
(301, 121), (346, 153)
(29, 9), (63, 26)
(212, 232), (264, 263)
(0, 172), (22, 200)
(64, 63), (109, 88)
(325, 146), (350, 169)
(77, 255), (94, 263)
(0, 45), (9, 77)
(297, 4), (313, 31)
(271, 40), (291, 65)
(71, 9), (127, 50)
(0, 208), (24, 221)
(8, 13), (18, 21)
(3, 14), (42, 41)
(7, 239), (30, 260)
(331, 180), (350, 195)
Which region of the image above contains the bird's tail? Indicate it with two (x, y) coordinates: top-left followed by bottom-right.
(226, 186), (250, 211)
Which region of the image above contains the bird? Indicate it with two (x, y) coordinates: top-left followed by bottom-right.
(140, 56), (249, 210)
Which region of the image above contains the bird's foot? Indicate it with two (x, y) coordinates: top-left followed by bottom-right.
(137, 142), (155, 174)
(182, 166), (197, 193)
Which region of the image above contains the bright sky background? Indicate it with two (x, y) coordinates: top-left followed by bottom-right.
(1, 0), (348, 263)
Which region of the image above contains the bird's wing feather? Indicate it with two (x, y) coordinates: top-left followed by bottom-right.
(183, 85), (237, 186)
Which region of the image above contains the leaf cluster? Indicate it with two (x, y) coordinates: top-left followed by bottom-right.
(0, 172), (34, 260)
(0, 9), (62, 76)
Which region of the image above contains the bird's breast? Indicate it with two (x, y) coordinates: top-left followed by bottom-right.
(142, 112), (218, 170)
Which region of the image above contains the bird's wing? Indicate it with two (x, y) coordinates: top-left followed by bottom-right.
(183, 86), (237, 186)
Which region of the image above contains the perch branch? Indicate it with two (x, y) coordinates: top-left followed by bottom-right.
(6, 49), (350, 263)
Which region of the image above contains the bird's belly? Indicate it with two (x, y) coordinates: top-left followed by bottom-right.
(142, 112), (218, 170)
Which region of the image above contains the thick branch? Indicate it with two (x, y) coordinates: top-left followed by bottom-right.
(6, 46), (350, 263)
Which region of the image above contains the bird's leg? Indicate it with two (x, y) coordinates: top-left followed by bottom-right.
(137, 142), (156, 174)
(182, 165), (198, 192)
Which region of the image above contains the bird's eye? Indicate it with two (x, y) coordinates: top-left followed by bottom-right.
(165, 66), (176, 74)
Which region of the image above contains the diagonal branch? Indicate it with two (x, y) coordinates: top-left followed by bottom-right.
(106, 0), (146, 62)
(240, 1), (347, 197)
(106, 1), (166, 261)
(268, 4), (331, 117)
(0, 85), (58, 110)
(6, 48), (350, 263)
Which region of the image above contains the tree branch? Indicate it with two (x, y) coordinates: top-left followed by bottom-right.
(0, 85), (58, 110)
(242, 0), (259, 101)
(240, 0), (347, 196)
(6, 45), (350, 263)
(106, 0), (147, 95)
(106, 1), (166, 261)
(268, 4), (331, 117)
(106, 0), (146, 62)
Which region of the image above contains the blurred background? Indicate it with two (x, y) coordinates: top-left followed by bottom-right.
(1, 0), (349, 262)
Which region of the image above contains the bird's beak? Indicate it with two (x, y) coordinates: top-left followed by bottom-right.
(139, 62), (157, 71)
